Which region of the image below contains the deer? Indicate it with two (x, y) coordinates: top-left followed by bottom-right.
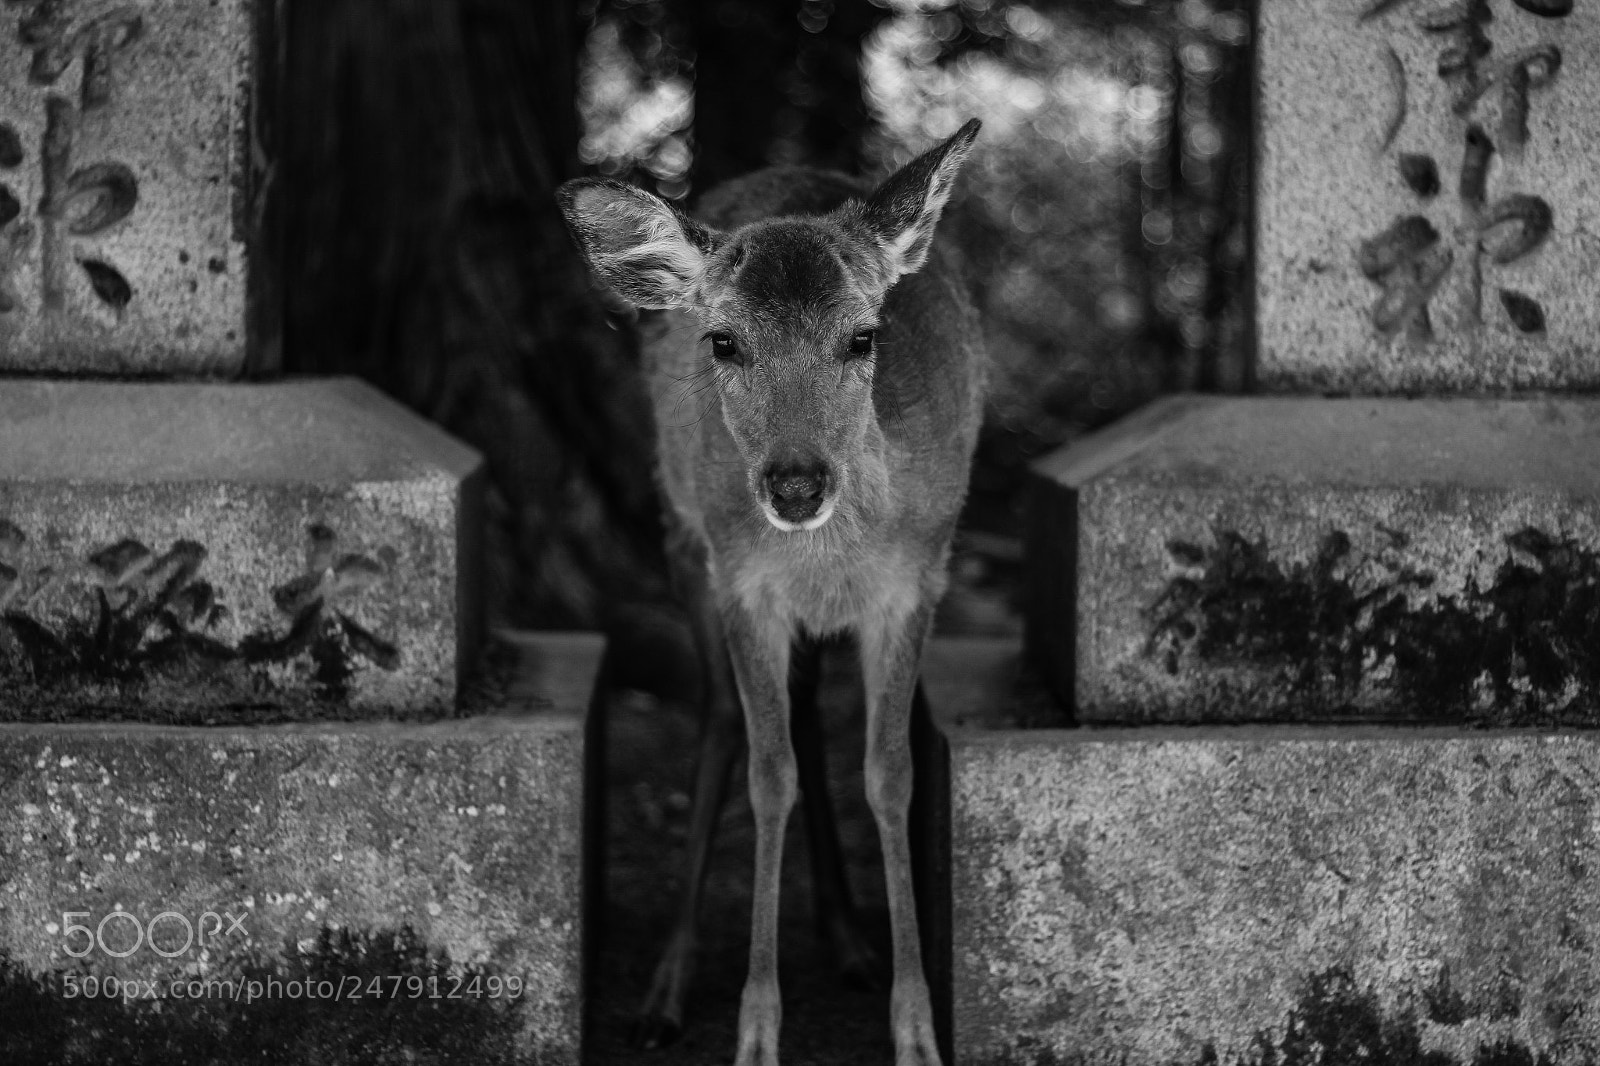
(558, 118), (984, 1066)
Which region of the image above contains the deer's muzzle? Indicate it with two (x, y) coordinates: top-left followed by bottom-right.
(762, 452), (831, 527)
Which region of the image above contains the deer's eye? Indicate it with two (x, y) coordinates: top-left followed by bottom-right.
(846, 329), (876, 359)
(709, 332), (741, 364)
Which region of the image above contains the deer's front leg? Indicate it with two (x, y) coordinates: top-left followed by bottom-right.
(862, 593), (942, 1066)
(723, 598), (795, 1066)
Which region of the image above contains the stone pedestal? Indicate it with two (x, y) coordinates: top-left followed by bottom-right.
(0, 630), (601, 1065)
(1026, 393), (1600, 725)
(989, 1), (1600, 1061)
(0, 4), (592, 1061)
(0, 378), (483, 717)
(926, 637), (1600, 1066)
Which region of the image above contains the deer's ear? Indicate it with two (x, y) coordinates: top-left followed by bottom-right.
(858, 119), (980, 287)
(558, 179), (721, 309)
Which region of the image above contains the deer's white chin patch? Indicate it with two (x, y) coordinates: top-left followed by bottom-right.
(762, 499), (835, 533)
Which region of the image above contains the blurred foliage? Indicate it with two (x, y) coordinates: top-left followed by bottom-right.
(284, 0), (1252, 629)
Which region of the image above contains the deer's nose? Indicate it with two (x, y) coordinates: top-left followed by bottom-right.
(763, 454), (829, 522)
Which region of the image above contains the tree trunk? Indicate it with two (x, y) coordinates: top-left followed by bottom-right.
(283, 0), (667, 628)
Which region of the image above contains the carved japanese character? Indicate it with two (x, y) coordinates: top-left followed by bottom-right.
(16, 0), (143, 111)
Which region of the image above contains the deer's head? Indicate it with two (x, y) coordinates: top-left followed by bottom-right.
(559, 120), (978, 533)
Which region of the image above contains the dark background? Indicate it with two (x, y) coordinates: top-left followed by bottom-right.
(281, 0), (1252, 639)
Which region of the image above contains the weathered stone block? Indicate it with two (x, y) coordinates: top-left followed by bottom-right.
(0, 630), (600, 1065)
(1029, 394), (1600, 725)
(923, 638), (1600, 1066)
(1257, 0), (1600, 393)
(0, 378), (482, 718)
(0, 0), (281, 375)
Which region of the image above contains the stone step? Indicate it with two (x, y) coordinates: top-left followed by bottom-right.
(1027, 393), (1600, 726)
(0, 0), (282, 376)
(922, 636), (1600, 1066)
(0, 630), (601, 1066)
(1257, 0), (1599, 393)
(0, 378), (482, 718)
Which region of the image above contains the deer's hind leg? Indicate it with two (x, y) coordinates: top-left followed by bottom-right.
(633, 524), (745, 1049)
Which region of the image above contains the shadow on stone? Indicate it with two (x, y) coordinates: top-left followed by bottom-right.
(990, 968), (1553, 1066)
(1146, 525), (1600, 723)
(0, 523), (414, 721)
